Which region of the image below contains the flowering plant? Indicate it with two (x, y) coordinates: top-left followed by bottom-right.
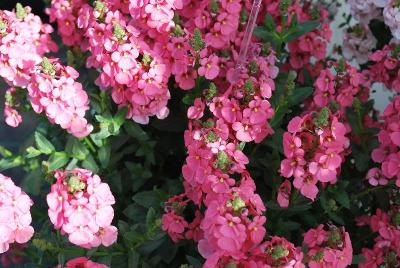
(0, 0), (400, 267)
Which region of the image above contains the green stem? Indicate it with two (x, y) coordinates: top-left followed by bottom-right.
(352, 182), (395, 200)
(83, 137), (96, 153)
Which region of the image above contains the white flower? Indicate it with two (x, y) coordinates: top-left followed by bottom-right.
(343, 24), (377, 64)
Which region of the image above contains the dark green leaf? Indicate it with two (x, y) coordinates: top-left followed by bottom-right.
(288, 87), (313, 106)
(264, 14), (276, 31)
(82, 154), (99, 173)
(352, 254), (366, 265)
(35, 132), (55, 154)
(128, 249), (140, 268)
(132, 191), (161, 209)
(48, 152), (69, 171)
(98, 144), (111, 168)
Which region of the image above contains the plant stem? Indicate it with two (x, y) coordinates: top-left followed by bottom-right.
(83, 137), (96, 153)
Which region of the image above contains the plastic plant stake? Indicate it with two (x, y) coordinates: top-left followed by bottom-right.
(230, 0), (263, 83)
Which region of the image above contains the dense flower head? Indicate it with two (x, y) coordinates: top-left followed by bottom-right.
(0, 4), (92, 138)
(368, 45), (400, 93)
(349, 0), (381, 25)
(383, 0), (400, 40)
(46, 168), (118, 248)
(280, 108), (350, 200)
(357, 207), (400, 267)
(343, 24), (377, 64)
(272, 0), (333, 73)
(0, 5), (57, 88)
(59, 257), (109, 268)
(311, 61), (369, 114)
(303, 224), (353, 268)
(27, 58), (93, 138)
(0, 173), (34, 254)
(47, 0), (174, 124)
(368, 95), (400, 188)
(162, 42), (278, 265)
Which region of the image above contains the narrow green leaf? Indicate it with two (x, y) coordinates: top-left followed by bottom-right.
(35, 132), (55, 154)
(48, 152), (69, 171)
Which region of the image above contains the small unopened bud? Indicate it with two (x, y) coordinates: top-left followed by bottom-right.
(190, 29), (205, 53)
(16, 3), (27, 20)
(113, 23), (126, 43)
(271, 244), (290, 260)
(279, 0), (292, 15)
(231, 196), (246, 212)
(41, 57), (56, 76)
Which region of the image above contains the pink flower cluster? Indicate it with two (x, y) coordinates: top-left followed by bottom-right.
(342, 24), (377, 64)
(368, 96), (400, 188)
(161, 45), (308, 266)
(0, 5), (92, 138)
(0, 173), (34, 254)
(368, 45), (400, 92)
(287, 13), (332, 71)
(27, 58), (93, 138)
(357, 207), (400, 267)
(58, 257), (109, 268)
(262, 0), (333, 82)
(47, 0), (178, 124)
(46, 168), (118, 248)
(303, 224), (353, 268)
(280, 109), (350, 201)
(312, 62), (369, 112)
(129, 0), (182, 33)
(0, 5), (56, 87)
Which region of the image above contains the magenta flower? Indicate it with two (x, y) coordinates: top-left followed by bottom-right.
(198, 55), (220, 80)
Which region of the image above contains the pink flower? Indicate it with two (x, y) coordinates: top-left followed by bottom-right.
(198, 55), (220, 80)
(293, 174), (319, 201)
(248, 216), (266, 244)
(0, 173), (34, 253)
(277, 180), (291, 208)
(366, 168), (388, 186)
(3, 106), (22, 128)
(303, 224), (328, 248)
(162, 211), (188, 242)
(187, 98), (205, 119)
(63, 257), (109, 268)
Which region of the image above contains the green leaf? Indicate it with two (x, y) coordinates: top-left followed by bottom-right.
(48, 152), (69, 171)
(0, 157), (23, 171)
(65, 137), (89, 160)
(25, 147), (42, 158)
(128, 249), (140, 268)
(132, 191), (160, 209)
(346, 108), (363, 137)
(288, 87), (313, 106)
(146, 208), (157, 226)
(285, 20), (320, 42)
(124, 122), (149, 142)
(98, 144), (111, 168)
(351, 144), (370, 172)
(123, 204), (147, 222)
(335, 190), (350, 209)
(21, 168), (43, 195)
(352, 254), (366, 265)
(253, 27), (277, 43)
(264, 14), (276, 31)
(35, 132), (55, 154)
(82, 154), (99, 173)
(186, 255), (202, 268)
